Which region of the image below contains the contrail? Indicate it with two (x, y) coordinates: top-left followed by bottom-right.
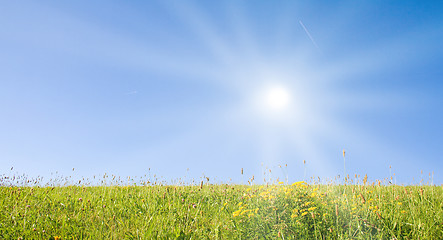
(299, 20), (321, 52)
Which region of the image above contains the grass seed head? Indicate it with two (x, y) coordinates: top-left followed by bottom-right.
(360, 194), (366, 204)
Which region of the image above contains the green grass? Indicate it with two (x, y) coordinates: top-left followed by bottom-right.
(1, 181), (442, 239)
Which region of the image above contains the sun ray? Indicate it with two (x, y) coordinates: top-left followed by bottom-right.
(9, 2), (228, 85)
(162, 2), (236, 65)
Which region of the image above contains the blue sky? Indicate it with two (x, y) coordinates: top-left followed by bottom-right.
(1, 1), (442, 185)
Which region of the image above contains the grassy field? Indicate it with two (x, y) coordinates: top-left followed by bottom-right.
(1, 178), (442, 239)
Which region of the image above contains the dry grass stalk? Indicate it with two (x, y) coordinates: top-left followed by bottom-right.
(360, 194), (366, 204)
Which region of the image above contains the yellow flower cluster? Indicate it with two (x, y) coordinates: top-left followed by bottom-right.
(232, 201), (259, 218)
(232, 181), (326, 222)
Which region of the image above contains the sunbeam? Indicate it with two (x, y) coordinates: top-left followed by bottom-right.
(1, 1), (442, 185)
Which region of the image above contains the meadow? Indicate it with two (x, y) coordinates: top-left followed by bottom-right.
(0, 175), (442, 239)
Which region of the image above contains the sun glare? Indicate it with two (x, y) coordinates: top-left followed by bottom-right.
(264, 86), (291, 111)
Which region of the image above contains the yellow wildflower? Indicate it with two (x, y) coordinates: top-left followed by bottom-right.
(232, 210), (241, 217)
(292, 181), (305, 186)
(259, 192), (268, 197)
(307, 207), (317, 211)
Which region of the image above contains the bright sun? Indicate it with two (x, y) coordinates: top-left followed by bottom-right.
(264, 86), (291, 111)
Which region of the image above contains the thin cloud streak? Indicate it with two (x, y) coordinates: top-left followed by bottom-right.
(299, 20), (322, 53)
(125, 91), (138, 95)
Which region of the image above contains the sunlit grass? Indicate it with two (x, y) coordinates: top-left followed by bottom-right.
(0, 173), (442, 239)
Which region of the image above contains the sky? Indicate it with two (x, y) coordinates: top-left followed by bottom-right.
(1, 1), (442, 185)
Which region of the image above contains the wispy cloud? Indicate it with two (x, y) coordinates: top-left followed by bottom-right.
(125, 90), (138, 95)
